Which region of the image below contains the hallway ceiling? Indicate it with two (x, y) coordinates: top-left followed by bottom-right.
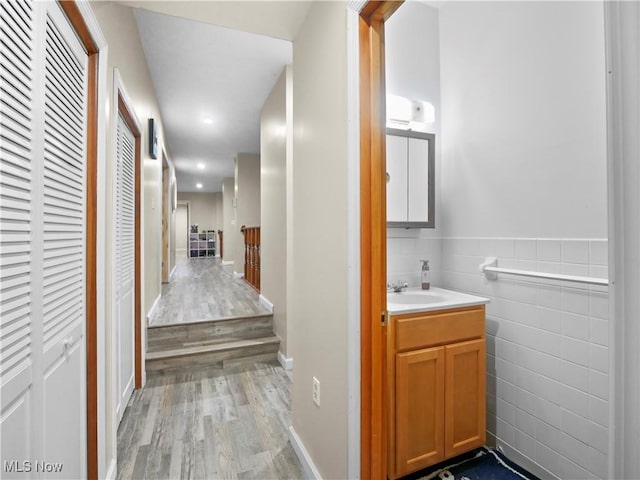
(131, 5), (296, 193)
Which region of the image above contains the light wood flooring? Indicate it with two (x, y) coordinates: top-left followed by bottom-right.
(117, 362), (303, 479)
(151, 254), (269, 326)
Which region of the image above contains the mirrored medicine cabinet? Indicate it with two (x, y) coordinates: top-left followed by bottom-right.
(386, 128), (435, 228)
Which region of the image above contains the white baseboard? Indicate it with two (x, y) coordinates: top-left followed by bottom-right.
(288, 426), (322, 480)
(278, 350), (293, 370)
(259, 294), (275, 313)
(221, 260), (234, 266)
(169, 264), (176, 279)
(105, 458), (116, 480)
(147, 293), (161, 321)
(233, 271), (244, 279)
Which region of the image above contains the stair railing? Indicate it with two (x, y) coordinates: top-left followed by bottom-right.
(241, 226), (260, 291)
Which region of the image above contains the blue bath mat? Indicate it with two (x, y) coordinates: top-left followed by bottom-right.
(411, 447), (540, 480)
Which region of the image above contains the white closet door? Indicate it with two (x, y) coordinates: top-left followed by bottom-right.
(0, 0), (35, 472)
(41, 2), (87, 477)
(1, 1), (88, 477)
(115, 113), (135, 420)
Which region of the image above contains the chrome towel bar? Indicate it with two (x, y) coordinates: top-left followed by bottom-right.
(479, 257), (609, 286)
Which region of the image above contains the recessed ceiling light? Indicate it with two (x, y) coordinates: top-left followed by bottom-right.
(196, 183), (203, 189)
(203, 118), (213, 125)
(197, 163), (205, 170)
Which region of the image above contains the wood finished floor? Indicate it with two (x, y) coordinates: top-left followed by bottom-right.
(150, 253), (269, 326)
(117, 362), (303, 480)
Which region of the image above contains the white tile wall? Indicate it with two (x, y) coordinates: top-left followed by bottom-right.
(386, 230), (442, 288)
(387, 235), (610, 478)
(438, 237), (610, 480)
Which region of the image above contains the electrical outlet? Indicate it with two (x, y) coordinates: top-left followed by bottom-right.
(312, 377), (320, 407)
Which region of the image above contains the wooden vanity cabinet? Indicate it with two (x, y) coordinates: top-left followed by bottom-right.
(388, 306), (486, 479)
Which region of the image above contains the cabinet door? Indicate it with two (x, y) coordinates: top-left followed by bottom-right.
(395, 347), (445, 476)
(386, 134), (408, 222)
(445, 339), (486, 458)
(407, 137), (430, 222)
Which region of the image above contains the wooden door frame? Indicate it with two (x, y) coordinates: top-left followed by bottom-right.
(113, 73), (143, 391)
(359, 2), (404, 479)
(161, 151), (170, 283)
(56, 1), (104, 478)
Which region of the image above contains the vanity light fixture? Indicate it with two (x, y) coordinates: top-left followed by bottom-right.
(387, 94), (435, 131)
(203, 117), (213, 125)
(196, 183), (203, 189)
(197, 162), (205, 170)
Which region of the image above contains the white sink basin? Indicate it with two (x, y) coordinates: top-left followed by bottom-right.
(387, 293), (449, 305)
(387, 287), (489, 314)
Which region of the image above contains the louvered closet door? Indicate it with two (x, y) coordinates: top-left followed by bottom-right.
(0, 0), (35, 472)
(41, 3), (88, 476)
(1, 1), (88, 477)
(115, 113), (135, 420)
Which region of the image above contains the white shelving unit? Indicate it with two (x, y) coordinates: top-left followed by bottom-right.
(189, 230), (216, 258)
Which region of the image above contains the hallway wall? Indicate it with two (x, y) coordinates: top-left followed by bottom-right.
(177, 192), (221, 232)
(90, 2), (173, 476)
(260, 66), (291, 358)
(222, 177), (235, 263)
(233, 153), (261, 276)
(175, 203), (188, 251)
(290, 2), (350, 478)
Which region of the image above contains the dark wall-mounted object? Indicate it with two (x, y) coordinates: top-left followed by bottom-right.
(148, 118), (158, 159)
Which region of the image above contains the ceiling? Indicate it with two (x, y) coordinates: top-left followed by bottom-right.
(130, 3), (303, 193)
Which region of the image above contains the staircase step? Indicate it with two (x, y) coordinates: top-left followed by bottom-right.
(146, 335), (280, 372)
(147, 313), (273, 353)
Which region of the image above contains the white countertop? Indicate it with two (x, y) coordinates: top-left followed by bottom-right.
(387, 287), (490, 315)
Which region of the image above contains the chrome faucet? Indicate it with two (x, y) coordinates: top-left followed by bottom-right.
(387, 281), (409, 293)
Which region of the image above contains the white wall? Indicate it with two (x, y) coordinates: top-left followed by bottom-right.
(385, 1), (443, 287)
(435, 3), (609, 479)
(290, 2), (349, 478)
(222, 177), (235, 263)
(90, 1), (171, 476)
(177, 192), (220, 232)
(439, 1), (607, 239)
(260, 66), (290, 356)
(233, 153), (261, 275)
(175, 203), (188, 251)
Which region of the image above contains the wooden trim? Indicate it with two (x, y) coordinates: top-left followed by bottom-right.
(85, 51), (99, 480)
(116, 92), (142, 390)
(117, 94), (143, 389)
(58, 1), (98, 54)
(359, 2), (403, 478)
(134, 133), (142, 388)
(58, 2), (99, 478)
(162, 158), (169, 283)
(60, 2), (99, 478)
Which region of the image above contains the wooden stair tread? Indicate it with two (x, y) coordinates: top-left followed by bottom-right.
(148, 312), (273, 330)
(146, 335), (280, 361)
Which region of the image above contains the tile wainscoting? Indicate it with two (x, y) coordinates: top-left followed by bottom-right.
(387, 235), (609, 479)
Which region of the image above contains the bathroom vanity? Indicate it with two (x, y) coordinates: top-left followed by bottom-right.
(386, 288), (489, 479)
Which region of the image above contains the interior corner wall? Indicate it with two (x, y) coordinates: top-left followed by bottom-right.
(260, 67), (289, 355)
(222, 177), (235, 263)
(233, 153), (261, 276)
(290, 2), (349, 478)
(90, 1), (168, 476)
